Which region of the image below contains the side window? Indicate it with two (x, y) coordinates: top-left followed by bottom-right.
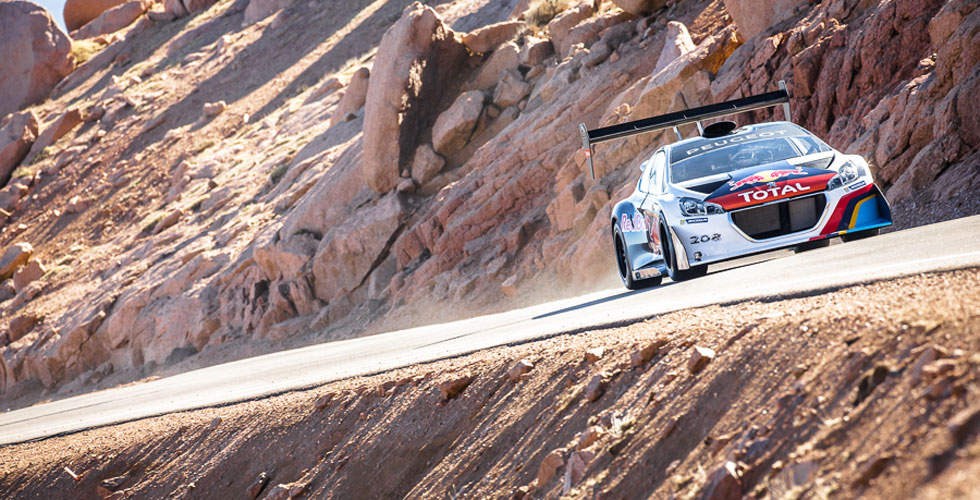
(637, 161), (651, 193)
(651, 151), (667, 194)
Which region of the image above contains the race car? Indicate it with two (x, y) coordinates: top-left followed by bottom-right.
(578, 82), (892, 289)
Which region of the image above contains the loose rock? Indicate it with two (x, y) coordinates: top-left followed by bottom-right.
(697, 461), (742, 500)
(688, 346), (715, 374)
(0, 242), (33, 280)
(536, 449), (565, 486)
(12, 259), (45, 293)
(507, 359), (534, 382)
(437, 372), (473, 400)
(203, 101), (227, 118)
(246, 472), (269, 499)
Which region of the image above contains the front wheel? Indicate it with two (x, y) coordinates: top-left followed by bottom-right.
(842, 227), (880, 242)
(614, 224), (662, 290)
(660, 223), (707, 282)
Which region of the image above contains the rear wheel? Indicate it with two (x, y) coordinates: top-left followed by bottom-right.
(660, 223), (707, 282)
(614, 224), (662, 290)
(795, 238), (831, 253)
(842, 227), (880, 242)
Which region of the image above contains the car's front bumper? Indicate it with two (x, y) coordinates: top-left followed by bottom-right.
(670, 183), (892, 267)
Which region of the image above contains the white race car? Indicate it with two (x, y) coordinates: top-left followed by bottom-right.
(580, 83), (892, 289)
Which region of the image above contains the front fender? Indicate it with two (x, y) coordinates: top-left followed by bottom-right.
(612, 200), (659, 273)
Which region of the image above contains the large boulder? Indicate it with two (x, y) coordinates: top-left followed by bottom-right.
(361, 2), (468, 193)
(64, 0), (126, 31)
(0, 2), (74, 119)
(72, 0), (148, 40)
(653, 21), (695, 76)
(331, 67), (370, 127)
(611, 0), (665, 17)
(547, 2), (595, 56)
(722, 0), (807, 40)
(0, 111), (38, 186)
(432, 90), (485, 156)
(462, 20), (523, 54)
(466, 41), (520, 91)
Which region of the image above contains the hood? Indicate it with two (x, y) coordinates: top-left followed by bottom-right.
(703, 162), (835, 211)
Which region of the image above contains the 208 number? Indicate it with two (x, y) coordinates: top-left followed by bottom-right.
(689, 234), (721, 244)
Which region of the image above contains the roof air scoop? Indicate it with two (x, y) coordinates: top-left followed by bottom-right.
(701, 120), (738, 138)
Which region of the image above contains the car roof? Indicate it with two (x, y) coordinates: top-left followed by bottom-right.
(665, 121), (815, 164)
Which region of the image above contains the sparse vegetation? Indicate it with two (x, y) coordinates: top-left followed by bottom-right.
(525, 0), (569, 29)
(29, 146), (52, 165)
(42, 265), (72, 280)
(269, 163), (289, 185)
(140, 212), (165, 234)
(71, 39), (106, 66)
(195, 140), (216, 154)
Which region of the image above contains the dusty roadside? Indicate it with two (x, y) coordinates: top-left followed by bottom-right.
(2, 268), (979, 500)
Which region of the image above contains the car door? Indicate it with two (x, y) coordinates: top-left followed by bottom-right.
(639, 150), (667, 254)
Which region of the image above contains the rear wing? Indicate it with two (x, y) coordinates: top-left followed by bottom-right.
(578, 81), (792, 178)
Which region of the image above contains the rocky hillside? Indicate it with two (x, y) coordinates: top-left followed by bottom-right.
(1, 0), (978, 406)
(3, 269), (979, 499)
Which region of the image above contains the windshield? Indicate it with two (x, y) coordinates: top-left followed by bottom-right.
(670, 137), (803, 183)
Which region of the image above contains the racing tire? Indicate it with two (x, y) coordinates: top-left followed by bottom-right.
(660, 223), (707, 282)
(614, 224), (662, 290)
(794, 238), (831, 253)
(841, 227), (880, 242)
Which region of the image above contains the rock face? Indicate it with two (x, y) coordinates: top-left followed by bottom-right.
(432, 90), (485, 157)
(361, 3), (469, 193)
(0, 111), (38, 186)
(312, 194), (405, 302)
(722, 0), (808, 40)
(64, 0), (127, 31)
(331, 67), (370, 126)
(72, 0), (148, 40)
(0, 2), (74, 119)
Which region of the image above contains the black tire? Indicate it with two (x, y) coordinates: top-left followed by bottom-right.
(614, 224), (662, 290)
(842, 227), (880, 242)
(660, 223), (707, 282)
(795, 238), (831, 253)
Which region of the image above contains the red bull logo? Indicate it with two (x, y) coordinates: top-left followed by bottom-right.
(728, 167), (805, 190)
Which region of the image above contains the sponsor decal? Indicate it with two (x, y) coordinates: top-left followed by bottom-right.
(681, 217), (709, 225)
(681, 130), (790, 158)
(844, 180), (867, 192)
(728, 167), (805, 190)
(621, 212), (649, 233)
(735, 182), (811, 203)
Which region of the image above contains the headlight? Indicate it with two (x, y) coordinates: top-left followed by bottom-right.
(826, 160), (867, 190)
(679, 197), (724, 216)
